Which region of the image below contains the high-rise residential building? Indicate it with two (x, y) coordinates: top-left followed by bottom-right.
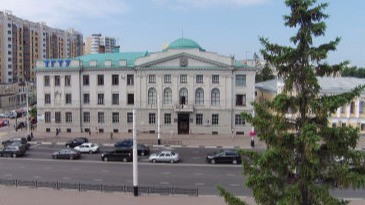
(0, 10), (83, 84)
(84, 33), (118, 54)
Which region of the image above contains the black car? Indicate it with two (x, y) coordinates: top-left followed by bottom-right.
(101, 148), (133, 162)
(52, 149), (81, 160)
(2, 137), (30, 150)
(114, 139), (150, 156)
(0, 145), (26, 158)
(206, 149), (242, 164)
(65, 137), (89, 148)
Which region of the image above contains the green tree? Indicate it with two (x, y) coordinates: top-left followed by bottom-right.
(220, 1), (365, 205)
(341, 66), (365, 78)
(255, 62), (275, 83)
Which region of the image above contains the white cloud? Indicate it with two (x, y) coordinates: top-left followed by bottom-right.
(0, 0), (130, 28)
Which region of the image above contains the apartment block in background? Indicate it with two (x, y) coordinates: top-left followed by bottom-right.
(84, 33), (118, 54)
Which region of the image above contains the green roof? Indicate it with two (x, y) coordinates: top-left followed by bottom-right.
(75, 51), (149, 67)
(166, 38), (205, 51)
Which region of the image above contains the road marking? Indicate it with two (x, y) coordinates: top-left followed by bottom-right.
(195, 182), (205, 186)
(161, 172), (171, 175)
(160, 182), (170, 185)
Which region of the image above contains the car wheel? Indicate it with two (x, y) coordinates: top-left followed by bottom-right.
(66, 145), (70, 148)
(123, 158), (127, 162)
(103, 157), (108, 162)
(141, 152), (145, 156)
(210, 159), (216, 164)
(69, 155), (74, 160)
(152, 159), (157, 163)
(170, 160), (174, 163)
(89, 150), (93, 154)
(232, 159), (237, 164)
(12, 153), (17, 158)
(53, 155), (56, 159)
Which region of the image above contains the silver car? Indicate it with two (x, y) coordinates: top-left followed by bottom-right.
(149, 150), (180, 163)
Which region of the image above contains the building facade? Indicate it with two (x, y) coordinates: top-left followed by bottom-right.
(84, 34), (118, 54)
(255, 77), (365, 134)
(0, 10), (83, 84)
(35, 38), (256, 135)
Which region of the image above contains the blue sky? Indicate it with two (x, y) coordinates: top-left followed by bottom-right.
(1, 0), (364, 67)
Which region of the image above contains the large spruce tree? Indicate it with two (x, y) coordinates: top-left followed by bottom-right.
(220, 0), (365, 205)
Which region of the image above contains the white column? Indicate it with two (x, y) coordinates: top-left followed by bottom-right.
(356, 98), (360, 118)
(337, 107), (341, 118)
(346, 104), (351, 118)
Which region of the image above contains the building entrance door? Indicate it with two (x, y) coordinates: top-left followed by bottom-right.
(178, 114), (189, 134)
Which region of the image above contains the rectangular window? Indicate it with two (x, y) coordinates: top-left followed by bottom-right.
(98, 112), (104, 123)
(235, 75), (246, 87)
(235, 114), (245, 125)
(65, 94), (72, 104)
(180, 74), (187, 83)
(164, 113), (171, 124)
(44, 76), (50, 86)
(97, 75), (104, 85)
(83, 112), (90, 123)
(83, 93), (90, 104)
(149, 113), (156, 124)
(112, 112), (119, 123)
(83, 75), (89, 86)
(196, 75), (203, 83)
(196, 114), (203, 125)
(127, 75), (134, 85)
(212, 114), (219, 125)
(112, 94), (119, 105)
(212, 75), (219, 84)
(55, 75), (60, 86)
(127, 112), (133, 123)
(236, 94), (246, 106)
(127, 94), (134, 105)
(45, 94), (51, 104)
(164, 75), (171, 83)
(65, 112), (72, 123)
(361, 123), (365, 131)
(55, 112), (61, 123)
(65, 75), (71, 86)
(45, 112), (51, 123)
(112, 74), (119, 85)
(149, 75), (156, 83)
(98, 94), (104, 105)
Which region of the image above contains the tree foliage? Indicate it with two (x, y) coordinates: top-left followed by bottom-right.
(220, 1), (365, 205)
(341, 66), (365, 78)
(255, 62), (276, 83)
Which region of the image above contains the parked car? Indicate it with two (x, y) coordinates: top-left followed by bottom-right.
(65, 137), (89, 148)
(0, 119), (9, 127)
(52, 149), (81, 160)
(206, 149), (242, 164)
(101, 148), (133, 162)
(114, 139), (150, 156)
(0, 145), (26, 158)
(149, 150), (180, 163)
(74, 143), (99, 154)
(2, 137), (30, 150)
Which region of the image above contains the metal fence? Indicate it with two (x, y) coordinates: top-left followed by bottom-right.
(0, 179), (198, 196)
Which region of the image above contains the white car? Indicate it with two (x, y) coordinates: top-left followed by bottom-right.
(149, 150), (180, 163)
(74, 143), (99, 154)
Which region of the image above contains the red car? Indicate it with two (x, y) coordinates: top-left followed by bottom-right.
(0, 119), (9, 127)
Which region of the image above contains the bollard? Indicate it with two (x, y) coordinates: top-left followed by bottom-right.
(250, 138), (255, 147)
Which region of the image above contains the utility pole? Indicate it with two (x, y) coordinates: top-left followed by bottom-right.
(21, 76), (30, 139)
(157, 94), (161, 145)
(132, 109), (138, 196)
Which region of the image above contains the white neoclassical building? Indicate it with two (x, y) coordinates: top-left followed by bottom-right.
(35, 38), (257, 135)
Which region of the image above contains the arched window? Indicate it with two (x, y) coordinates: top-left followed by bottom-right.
(211, 88), (220, 106)
(163, 88), (172, 105)
(350, 101), (355, 114)
(195, 88), (204, 105)
(179, 88), (188, 105)
(148, 88), (157, 105)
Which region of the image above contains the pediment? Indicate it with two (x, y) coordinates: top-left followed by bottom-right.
(135, 52), (233, 70)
